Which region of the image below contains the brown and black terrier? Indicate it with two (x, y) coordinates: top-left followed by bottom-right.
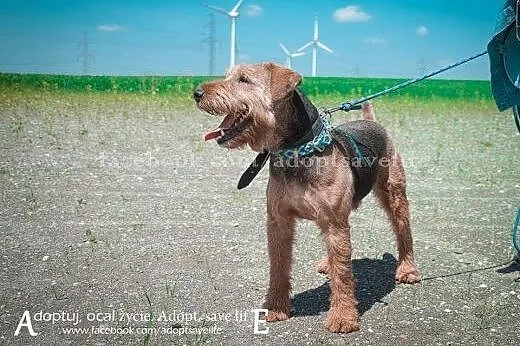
(194, 62), (420, 333)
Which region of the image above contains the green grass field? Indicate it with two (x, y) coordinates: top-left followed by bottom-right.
(0, 72), (493, 103)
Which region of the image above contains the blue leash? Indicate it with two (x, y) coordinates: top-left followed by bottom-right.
(323, 49), (520, 257)
(324, 51), (489, 113)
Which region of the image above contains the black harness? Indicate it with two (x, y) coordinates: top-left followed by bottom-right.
(331, 123), (382, 203)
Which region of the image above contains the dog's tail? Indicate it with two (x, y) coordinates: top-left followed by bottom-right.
(361, 102), (376, 121)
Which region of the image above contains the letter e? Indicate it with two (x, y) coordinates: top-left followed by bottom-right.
(252, 309), (269, 335)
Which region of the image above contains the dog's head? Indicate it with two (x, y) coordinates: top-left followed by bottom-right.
(194, 62), (301, 152)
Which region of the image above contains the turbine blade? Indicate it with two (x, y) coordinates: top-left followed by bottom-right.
(231, 0), (245, 13)
(206, 4), (229, 16)
(291, 52), (306, 57)
(279, 43), (290, 56)
(317, 41), (333, 53)
(297, 41), (313, 52)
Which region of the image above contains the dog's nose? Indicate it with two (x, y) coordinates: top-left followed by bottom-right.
(193, 88), (204, 102)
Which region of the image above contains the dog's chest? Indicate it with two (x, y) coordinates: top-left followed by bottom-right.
(283, 184), (323, 220)
(270, 168), (351, 221)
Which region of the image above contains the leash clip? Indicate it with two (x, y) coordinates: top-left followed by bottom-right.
(321, 108), (333, 121)
(340, 102), (362, 112)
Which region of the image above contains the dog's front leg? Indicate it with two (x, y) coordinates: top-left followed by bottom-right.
(264, 210), (295, 322)
(322, 221), (360, 333)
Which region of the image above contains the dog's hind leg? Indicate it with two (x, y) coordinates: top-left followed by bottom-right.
(373, 153), (420, 283)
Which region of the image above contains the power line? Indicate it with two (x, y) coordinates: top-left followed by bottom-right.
(201, 13), (217, 75)
(417, 57), (426, 76)
(77, 32), (94, 75)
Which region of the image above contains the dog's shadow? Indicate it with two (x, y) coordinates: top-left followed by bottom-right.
(291, 253), (397, 317)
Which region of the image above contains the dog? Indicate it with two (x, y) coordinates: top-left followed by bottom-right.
(193, 62), (420, 333)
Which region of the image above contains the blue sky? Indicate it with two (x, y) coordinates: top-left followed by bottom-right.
(0, 0), (503, 79)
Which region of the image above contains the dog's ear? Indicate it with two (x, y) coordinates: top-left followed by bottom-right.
(266, 62), (302, 101)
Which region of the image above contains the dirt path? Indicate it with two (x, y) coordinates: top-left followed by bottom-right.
(1, 94), (519, 345)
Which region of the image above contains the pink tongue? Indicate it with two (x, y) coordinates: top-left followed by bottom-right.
(203, 128), (222, 141)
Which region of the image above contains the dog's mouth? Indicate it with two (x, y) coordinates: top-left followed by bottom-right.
(204, 112), (251, 145)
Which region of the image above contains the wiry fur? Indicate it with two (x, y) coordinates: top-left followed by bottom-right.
(194, 62), (420, 333)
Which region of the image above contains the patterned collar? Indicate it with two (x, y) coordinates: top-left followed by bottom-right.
(272, 116), (333, 159)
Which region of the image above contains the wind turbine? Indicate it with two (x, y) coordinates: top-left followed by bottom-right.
(279, 43), (305, 69)
(206, 0), (245, 69)
(297, 16), (333, 77)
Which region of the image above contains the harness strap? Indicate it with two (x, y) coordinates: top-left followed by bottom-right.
(330, 128), (378, 202)
(332, 126), (364, 159)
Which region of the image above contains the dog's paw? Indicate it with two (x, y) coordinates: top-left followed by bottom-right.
(316, 257), (329, 274)
(325, 310), (359, 333)
(266, 310), (290, 322)
(395, 262), (421, 284)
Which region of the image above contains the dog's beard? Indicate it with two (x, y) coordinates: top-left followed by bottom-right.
(201, 96), (274, 151)
(201, 99), (249, 142)
(223, 109), (279, 152)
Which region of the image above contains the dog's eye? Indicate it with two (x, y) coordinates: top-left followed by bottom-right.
(238, 76), (250, 84)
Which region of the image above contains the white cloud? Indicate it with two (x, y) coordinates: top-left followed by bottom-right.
(245, 4), (263, 17)
(333, 5), (371, 23)
(363, 37), (387, 44)
(416, 25), (428, 36)
(97, 24), (123, 32)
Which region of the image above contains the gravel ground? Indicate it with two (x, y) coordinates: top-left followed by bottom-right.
(0, 93), (519, 345)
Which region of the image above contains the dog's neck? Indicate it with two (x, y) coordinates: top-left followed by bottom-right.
(275, 89), (324, 150)
(237, 89), (325, 189)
